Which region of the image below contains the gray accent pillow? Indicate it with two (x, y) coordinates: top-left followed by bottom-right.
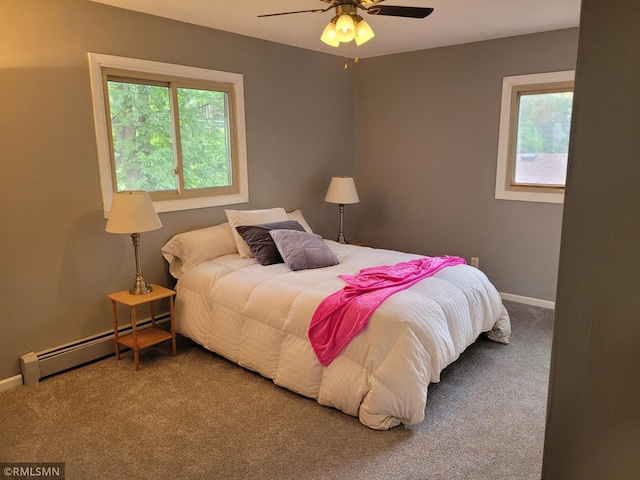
(235, 220), (305, 265)
(269, 230), (339, 271)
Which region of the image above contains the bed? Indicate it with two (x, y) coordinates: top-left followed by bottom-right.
(162, 208), (511, 430)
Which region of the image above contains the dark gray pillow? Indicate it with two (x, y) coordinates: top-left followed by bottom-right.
(269, 230), (339, 271)
(236, 220), (305, 265)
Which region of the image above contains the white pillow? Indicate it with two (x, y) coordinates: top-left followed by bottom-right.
(161, 222), (237, 278)
(287, 209), (313, 233)
(225, 208), (289, 258)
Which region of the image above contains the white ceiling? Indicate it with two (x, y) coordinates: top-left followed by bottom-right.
(91, 0), (581, 59)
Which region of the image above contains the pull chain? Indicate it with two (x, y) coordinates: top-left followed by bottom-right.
(344, 57), (359, 70)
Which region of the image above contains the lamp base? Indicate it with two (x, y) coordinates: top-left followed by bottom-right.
(129, 274), (152, 295)
(129, 284), (152, 295)
(337, 203), (346, 244)
(129, 233), (152, 295)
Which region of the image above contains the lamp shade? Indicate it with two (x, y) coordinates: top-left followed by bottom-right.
(325, 176), (360, 205)
(106, 191), (162, 234)
(321, 21), (340, 47)
(354, 18), (375, 46)
(335, 14), (355, 43)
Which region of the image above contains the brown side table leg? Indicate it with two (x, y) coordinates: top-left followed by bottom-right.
(169, 295), (177, 357)
(131, 306), (140, 371)
(111, 300), (120, 361)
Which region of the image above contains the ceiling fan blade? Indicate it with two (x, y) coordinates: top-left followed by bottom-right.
(366, 6), (434, 19)
(258, 8), (328, 18)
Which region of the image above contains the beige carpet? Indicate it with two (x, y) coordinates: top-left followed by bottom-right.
(0, 301), (552, 480)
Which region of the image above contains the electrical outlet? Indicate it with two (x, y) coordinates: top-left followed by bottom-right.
(470, 257), (480, 268)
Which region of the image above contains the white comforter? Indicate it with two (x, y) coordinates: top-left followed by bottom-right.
(174, 241), (511, 429)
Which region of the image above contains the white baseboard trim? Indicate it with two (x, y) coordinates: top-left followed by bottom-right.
(500, 292), (555, 310)
(0, 374), (23, 393)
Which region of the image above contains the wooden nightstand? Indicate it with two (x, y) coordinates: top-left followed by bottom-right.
(107, 284), (177, 371)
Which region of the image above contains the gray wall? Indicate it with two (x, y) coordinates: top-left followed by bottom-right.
(0, 0), (355, 380)
(355, 29), (579, 302)
(542, 0), (640, 477)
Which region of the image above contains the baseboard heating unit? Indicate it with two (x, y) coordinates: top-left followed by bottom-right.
(20, 314), (170, 386)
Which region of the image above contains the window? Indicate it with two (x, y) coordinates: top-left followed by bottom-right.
(495, 71), (574, 204)
(88, 54), (248, 216)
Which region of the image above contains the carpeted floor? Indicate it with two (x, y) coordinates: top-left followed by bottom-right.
(0, 300), (553, 480)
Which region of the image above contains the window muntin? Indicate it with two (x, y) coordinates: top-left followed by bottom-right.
(88, 53), (248, 217)
(495, 71), (575, 204)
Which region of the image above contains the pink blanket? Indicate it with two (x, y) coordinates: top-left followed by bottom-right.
(308, 255), (466, 366)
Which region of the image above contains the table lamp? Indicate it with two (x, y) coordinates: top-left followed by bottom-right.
(325, 176), (360, 244)
(106, 190), (162, 295)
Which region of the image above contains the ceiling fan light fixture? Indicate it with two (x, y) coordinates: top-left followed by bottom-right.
(335, 13), (355, 42)
(354, 17), (375, 46)
(321, 20), (340, 47)
(261, 1), (435, 49)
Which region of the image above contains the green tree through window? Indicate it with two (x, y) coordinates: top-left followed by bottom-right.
(516, 91), (573, 155)
(108, 81), (174, 191)
(177, 87), (231, 190)
(107, 79), (233, 194)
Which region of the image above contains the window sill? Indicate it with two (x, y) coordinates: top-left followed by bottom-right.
(494, 188), (564, 204)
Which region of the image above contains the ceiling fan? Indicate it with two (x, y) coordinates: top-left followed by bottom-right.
(258, 1), (434, 47)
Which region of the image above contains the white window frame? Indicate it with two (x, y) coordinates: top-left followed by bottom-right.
(495, 70), (575, 204)
(88, 53), (249, 217)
